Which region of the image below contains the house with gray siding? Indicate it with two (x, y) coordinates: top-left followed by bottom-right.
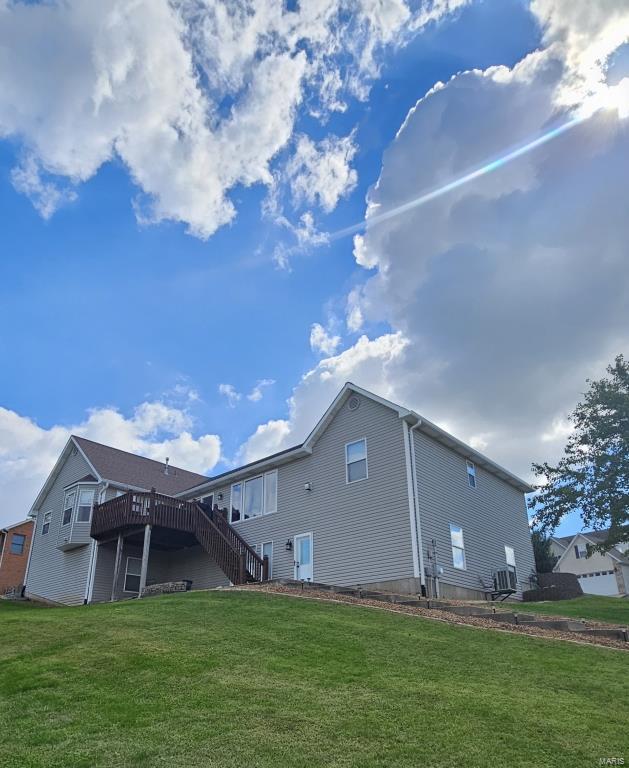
(25, 383), (536, 605)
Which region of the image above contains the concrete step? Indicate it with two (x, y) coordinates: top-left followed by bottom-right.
(579, 627), (629, 642)
(481, 612), (537, 624)
(518, 619), (587, 632)
(439, 605), (496, 617)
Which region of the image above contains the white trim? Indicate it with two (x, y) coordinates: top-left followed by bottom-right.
(84, 540), (98, 604)
(1, 519), (33, 532)
(345, 437), (368, 484)
(123, 556), (142, 593)
(402, 421), (420, 580)
(22, 520), (36, 591)
(293, 532), (314, 582)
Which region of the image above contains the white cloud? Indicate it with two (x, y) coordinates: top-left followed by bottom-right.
(241, 0), (629, 483)
(218, 383), (241, 408)
(0, 401), (220, 528)
(247, 379), (275, 402)
(310, 323), (341, 356)
(286, 133), (358, 213)
(10, 155), (77, 220)
(0, 0), (464, 236)
(238, 332), (408, 462)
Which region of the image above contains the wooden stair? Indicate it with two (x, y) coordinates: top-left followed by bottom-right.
(91, 490), (267, 585)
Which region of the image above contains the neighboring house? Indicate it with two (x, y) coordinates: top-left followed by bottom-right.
(551, 530), (629, 597)
(0, 519), (33, 594)
(26, 383), (536, 605)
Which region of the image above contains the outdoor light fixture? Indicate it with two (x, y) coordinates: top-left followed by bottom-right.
(285, 539), (293, 552)
(304, 482), (312, 491)
(217, 492), (223, 500)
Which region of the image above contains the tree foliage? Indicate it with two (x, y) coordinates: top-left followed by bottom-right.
(530, 355), (629, 551)
(530, 530), (558, 573)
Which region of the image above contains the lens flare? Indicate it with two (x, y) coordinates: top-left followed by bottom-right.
(331, 112), (590, 241)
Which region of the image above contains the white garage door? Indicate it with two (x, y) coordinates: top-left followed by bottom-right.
(578, 572), (619, 596)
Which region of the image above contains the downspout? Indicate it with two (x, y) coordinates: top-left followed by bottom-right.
(23, 515), (37, 595)
(403, 415), (426, 595)
(408, 419), (426, 595)
(0, 529), (6, 573)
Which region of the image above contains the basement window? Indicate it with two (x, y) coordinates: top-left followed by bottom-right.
(124, 557), (142, 593)
(450, 524), (466, 570)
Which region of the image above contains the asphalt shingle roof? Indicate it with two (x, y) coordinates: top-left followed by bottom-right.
(73, 436), (207, 496)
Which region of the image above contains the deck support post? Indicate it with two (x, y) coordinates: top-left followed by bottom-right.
(262, 555), (269, 582)
(138, 524), (152, 598)
(111, 533), (124, 602)
(238, 552), (246, 585)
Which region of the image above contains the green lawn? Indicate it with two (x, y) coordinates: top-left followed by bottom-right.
(1, 591), (627, 768)
(503, 595), (629, 625)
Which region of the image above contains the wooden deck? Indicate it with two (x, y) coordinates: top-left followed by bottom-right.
(91, 490), (267, 585)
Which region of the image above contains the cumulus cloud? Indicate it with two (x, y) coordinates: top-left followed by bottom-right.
(286, 133), (358, 213)
(310, 323), (342, 356)
(240, 0), (629, 481)
(0, 0), (464, 236)
(0, 401), (220, 527)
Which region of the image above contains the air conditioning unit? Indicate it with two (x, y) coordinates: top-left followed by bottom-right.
(494, 568), (517, 592)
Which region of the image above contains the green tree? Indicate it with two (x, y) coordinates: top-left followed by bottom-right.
(530, 529), (558, 573)
(530, 355), (629, 552)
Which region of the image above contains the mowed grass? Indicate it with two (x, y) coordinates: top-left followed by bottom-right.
(1, 591), (628, 768)
(501, 595), (629, 625)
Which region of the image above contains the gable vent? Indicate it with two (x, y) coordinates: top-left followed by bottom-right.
(348, 395), (361, 412)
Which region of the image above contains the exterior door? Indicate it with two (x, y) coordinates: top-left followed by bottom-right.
(294, 533), (313, 582)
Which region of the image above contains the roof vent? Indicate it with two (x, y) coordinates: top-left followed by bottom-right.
(348, 395), (360, 412)
(164, 457), (170, 475)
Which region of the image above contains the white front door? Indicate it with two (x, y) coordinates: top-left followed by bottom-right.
(294, 533), (313, 582)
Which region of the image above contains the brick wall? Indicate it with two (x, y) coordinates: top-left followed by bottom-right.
(0, 520), (34, 593)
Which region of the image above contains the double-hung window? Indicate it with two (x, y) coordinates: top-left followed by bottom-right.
(466, 461), (476, 488)
(505, 546), (517, 588)
(574, 544), (588, 559)
(42, 511), (52, 535)
(124, 557), (142, 593)
(62, 491), (75, 526)
(230, 470), (278, 523)
(77, 489), (94, 522)
(346, 439), (368, 483)
(10, 533), (26, 555)
(450, 524), (466, 570)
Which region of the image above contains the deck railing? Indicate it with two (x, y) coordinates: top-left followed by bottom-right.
(91, 491), (267, 584)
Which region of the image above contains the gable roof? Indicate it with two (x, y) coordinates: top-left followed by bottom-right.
(1, 519), (33, 533)
(72, 436), (207, 496)
(553, 530), (629, 569)
(30, 436), (207, 514)
(180, 382), (532, 497)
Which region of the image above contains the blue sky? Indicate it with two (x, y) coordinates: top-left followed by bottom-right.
(0, 0), (628, 533)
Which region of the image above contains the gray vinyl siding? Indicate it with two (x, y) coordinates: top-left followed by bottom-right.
(91, 541), (229, 602)
(208, 395), (415, 586)
(25, 449), (96, 605)
(414, 430), (536, 597)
